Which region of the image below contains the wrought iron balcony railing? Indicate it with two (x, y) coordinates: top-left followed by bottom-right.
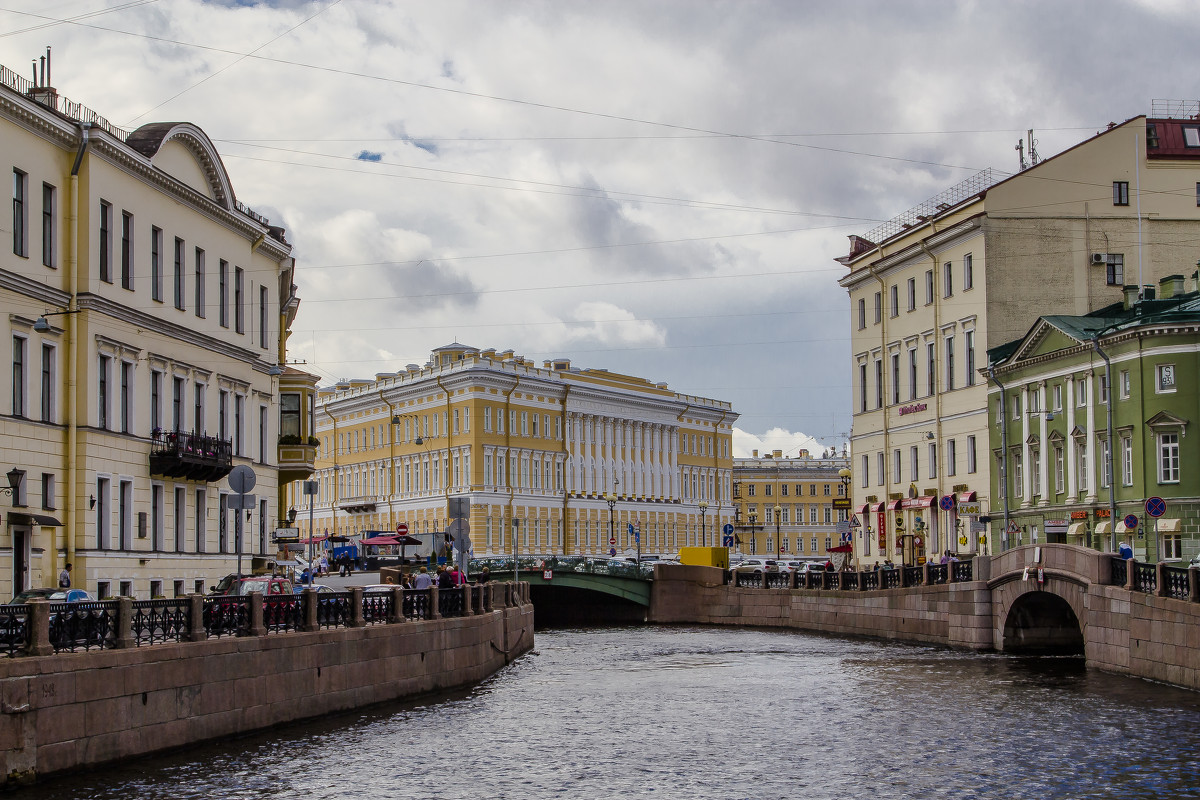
(149, 430), (234, 482)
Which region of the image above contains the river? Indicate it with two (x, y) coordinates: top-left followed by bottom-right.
(15, 626), (1200, 799)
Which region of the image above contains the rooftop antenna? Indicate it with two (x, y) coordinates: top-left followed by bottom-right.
(1028, 129), (1040, 166)
(1015, 138), (1027, 171)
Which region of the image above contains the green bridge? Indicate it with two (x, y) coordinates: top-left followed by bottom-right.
(469, 556), (653, 607)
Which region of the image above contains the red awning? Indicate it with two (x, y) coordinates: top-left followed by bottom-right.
(872, 502), (886, 513)
(901, 495), (936, 509)
(298, 536), (327, 544)
(957, 491), (977, 502)
(828, 543), (853, 553)
(887, 499), (903, 511)
(361, 535), (399, 546)
(854, 503), (871, 515)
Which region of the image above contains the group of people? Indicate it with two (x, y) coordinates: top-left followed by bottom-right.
(384, 563), (490, 589)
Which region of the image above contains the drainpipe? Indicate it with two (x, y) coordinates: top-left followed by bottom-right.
(377, 390), (395, 533)
(988, 364), (1012, 552)
(559, 385), (571, 555)
(918, 239), (944, 559)
(1091, 336), (1118, 554)
(714, 410), (727, 549)
(676, 404), (692, 543)
(503, 377), (519, 555)
(865, 250), (890, 559)
(436, 375), (452, 562)
(64, 122), (90, 572)
(323, 405), (338, 538)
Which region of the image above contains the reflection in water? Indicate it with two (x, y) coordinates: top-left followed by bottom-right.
(15, 627), (1200, 800)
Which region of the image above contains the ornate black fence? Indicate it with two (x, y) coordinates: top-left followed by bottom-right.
(1133, 563), (1158, 594)
(1110, 557), (1129, 587)
(131, 599), (190, 646)
(0, 605), (28, 657)
(362, 591), (393, 624)
(203, 597), (250, 638)
(263, 596), (304, 634)
(403, 589), (432, 620)
(1163, 566), (1190, 601)
(49, 602), (116, 653)
(318, 593), (353, 628)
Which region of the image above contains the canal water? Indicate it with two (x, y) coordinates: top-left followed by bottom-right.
(16, 626), (1200, 800)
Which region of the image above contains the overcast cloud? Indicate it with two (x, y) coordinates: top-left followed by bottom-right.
(4, 0), (1199, 455)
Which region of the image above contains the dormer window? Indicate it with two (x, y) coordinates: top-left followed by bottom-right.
(1184, 126), (1200, 148)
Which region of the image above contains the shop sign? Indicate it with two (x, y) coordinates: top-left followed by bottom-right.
(1069, 511), (1089, 520)
(1096, 509), (1111, 519)
(958, 502), (980, 516)
(898, 403), (928, 416)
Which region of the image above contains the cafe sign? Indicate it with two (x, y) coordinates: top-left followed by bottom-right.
(957, 502), (981, 516)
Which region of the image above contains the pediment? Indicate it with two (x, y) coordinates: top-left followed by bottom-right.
(125, 122), (235, 210)
(1146, 410), (1189, 430)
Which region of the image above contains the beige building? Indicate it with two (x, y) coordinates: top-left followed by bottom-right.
(838, 108), (1200, 565)
(301, 343), (736, 558)
(0, 59), (312, 599)
(731, 450), (850, 561)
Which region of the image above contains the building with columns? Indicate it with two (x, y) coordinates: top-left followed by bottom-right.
(301, 343), (737, 557)
(838, 108), (1200, 564)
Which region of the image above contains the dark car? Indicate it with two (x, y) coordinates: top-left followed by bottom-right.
(9, 588), (95, 604)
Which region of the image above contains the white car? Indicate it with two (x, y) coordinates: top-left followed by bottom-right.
(733, 558), (779, 575)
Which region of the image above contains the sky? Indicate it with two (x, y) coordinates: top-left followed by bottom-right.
(3, 0), (1200, 457)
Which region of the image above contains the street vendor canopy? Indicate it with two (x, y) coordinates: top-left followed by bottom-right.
(360, 535), (399, 546)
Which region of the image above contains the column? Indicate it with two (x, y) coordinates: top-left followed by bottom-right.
(1020, 385), (1031, 505)
(1038, 383), (1050, 501)
(1084, 371), (1096, 502)
(1066, 375), (1077, 500)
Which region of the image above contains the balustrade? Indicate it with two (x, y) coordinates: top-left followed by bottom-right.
(131, 599), (191, 645)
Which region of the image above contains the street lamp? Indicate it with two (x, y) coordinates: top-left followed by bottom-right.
(0, 469), (19, 500)
(699, 500), (709, 547)
(773, 504), (782, 562)
(605, 492), (618, 556)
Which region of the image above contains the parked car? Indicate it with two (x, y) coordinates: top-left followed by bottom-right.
(291, 583), (335, 594)
(8, 588), (95, 604)
(795, 562), (828, 574)
(733, 558), (779, 575)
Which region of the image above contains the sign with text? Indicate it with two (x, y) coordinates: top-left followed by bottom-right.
(957, 502), (980, 516)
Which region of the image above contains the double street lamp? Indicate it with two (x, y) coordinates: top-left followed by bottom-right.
(604, 492), (618, 556)
(774, 504), (782, 562)
(699, 500), (709, 547)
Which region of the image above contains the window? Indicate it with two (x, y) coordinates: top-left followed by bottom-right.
(1013, 452), (1023, 498)
(98, 355), (110, 430)
(877, 452), (885, 486)
(280, 393), (300, 438)
(1165, 534), (1183, 560)
(891, 353), (900, 405)
(965, 330), (976, 386)
(927, 342), (935, 396)
(857, 299), (866, 330)
(114, 212), (132, 290)
(151, 484), (164, 550)
(193, 383), (204, 435)
(1078, 443), (1089, 492)
(1156, 364), (1176, 393)
(925, 269), (934, 304)
(173, 237), (185, 310)
(1113, 181), (1129, 206)
(1196, 182), (1200, 207)
(894, 449), (902, 483)
(908, 348), (918, 400)
(1186, 126), (1200, 148)
(12, 169), (27, 257)
(234, 395), (244, 455)
(172, 376), (184, 431)
(1105, 254), (1124, 286)
(120, 361), (133, 433)
(234, 267), (244, 333)
(42, 183), (56, 267)
(96, 477), (110, 548)
(99, 201), (112, 282)
(1012, 393), (1021, 419)
(11, 336), (25, 417)
(928, 442), (938, 478)
(967, 435), (977, 474)
(945, 335), (955, 391)
(150, 370), (162, 432)
(1054, 446), (1064, 493)
(859, 363), (867, 412)
(963, 254), (973, 290)
(119, 480), (132, 549)
(943, 262), (953, 297)
(259, 285), (269, 348)
(174, 486), (186, 551)
(874, 358), (883, 409)
(873, 291), (881, 324)
(1099, 374), (1108, 404)
(1099, 439), (1111, 488)
(889, 284), (899, 318)
(906, 278), (916, 311)
(40, 344), (53, 423)
(947, 438), (956, 477)
(219, 260), (229, 327)
(910, 446), (919, 482)
(151, 226), (163, 302)
(1076, 379), (1088, 407)
(1030, 388), (1040, 413)
(1121, 436), (1133, 486)
(1031, 449), (1040, 495)
(1159, 433), (1180, 483)
(195, 248), (206, 318)
(1120, 370), (1130, 399)
(1053, 384), (1062, 411)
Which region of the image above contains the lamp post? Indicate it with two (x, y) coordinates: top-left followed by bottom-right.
(0, 469), (18, 500)
(699, 500), (709, 547)
(838, 467), (853, 568)
(773, 504), (782, 562)
(302, 480), (318, 588)
(512, 515), (519, 584)
(605, 492), (618, 557)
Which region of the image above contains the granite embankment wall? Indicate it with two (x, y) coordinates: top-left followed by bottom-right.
(648, 551), (1200, 692)
(0, 592), (533, 785)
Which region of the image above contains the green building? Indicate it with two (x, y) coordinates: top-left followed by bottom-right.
(984, 274), (1200, 563)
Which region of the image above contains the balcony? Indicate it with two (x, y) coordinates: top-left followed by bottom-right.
(149, 430), (233, 482)
(278, 435), (317, 483)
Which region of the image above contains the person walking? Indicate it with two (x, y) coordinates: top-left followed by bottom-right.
(58, 563), (72, 589)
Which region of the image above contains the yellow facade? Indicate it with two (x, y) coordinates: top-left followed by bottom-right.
(838, 114), (1200, 565)
(302, 344), (737, 557)
(731, 451), (850, 561)
(0, 64), (305, 599)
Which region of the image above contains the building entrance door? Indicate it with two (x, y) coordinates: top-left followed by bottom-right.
(11, 528), (29, 596)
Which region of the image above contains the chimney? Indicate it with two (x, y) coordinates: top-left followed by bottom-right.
(1122, 285), (1140, 310)
(752, 449), (759, 458)
(772, 449), (783, 458)
(26, 47), (58, 109)
(1159, 274), (1185, 300)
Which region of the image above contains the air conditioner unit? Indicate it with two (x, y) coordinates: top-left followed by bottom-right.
(1091, 253), (1108, 265)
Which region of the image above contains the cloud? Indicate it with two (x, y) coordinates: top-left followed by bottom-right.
(733, 427), (842, 460)
(355, 150), (383, 162)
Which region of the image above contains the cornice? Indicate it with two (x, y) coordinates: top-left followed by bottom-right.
(0, 267), (71, 307)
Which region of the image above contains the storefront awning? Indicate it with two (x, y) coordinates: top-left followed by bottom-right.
(886, 499), (903, 511)
(901, 495), (936, 509)
(957, 491), (977, 502)
(1157, 518), (1182, 533)
(872, 502), (886, 513)
(1095, 521), (1111, 535)
(1066, 522), (1087, 538)
(6, 512), (63, 527)
(854, 503), (871, 515)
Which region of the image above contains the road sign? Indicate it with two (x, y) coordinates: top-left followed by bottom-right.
(850, 514), (861, 528)
(449, 496), (470, 519)
(609, 537), (617, 546)
(939, 495), (955, 511)
(627, 523), (635, 536)
(1146, 496), (1166, 518)
(609, 548), (617, 556)
(722, 535), (734, 547)
(1124, 514), (1139, 530)
(634, 531), (640, 544)
(227, 493), (256, 510)
(832, 498), (851, 509)
(723, 523), (734, 536)
(228, 465), (256, 493)
(448, 518), (471, 550)
(396, 522), (409, 535)
(835, 520), (850, 535)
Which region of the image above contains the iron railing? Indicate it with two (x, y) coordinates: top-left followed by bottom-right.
(403, 589), (432, 620)
(902, 566), (924, 588)
(1163, 566), (1190, 601)
(203, 596), (250, 638)
(49, 602), (116, 653)
(263, 596), (304, 634)
(1110, 557), (1129, 587)
(0, 605), (28, 657)
(1133, 563), (1158, 594)
(951, 561), (973, 583)
(927, 564), (949, 585)
(131, 599), (190, 646)
(362, 591), (393, 624)
(318, 593), (353, 628)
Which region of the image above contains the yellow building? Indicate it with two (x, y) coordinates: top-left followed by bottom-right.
(838, 109), (1200, 565)
(0, 59), (312, 599)
(301, 343), (736, 558)
(731, 450), (850, 561)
